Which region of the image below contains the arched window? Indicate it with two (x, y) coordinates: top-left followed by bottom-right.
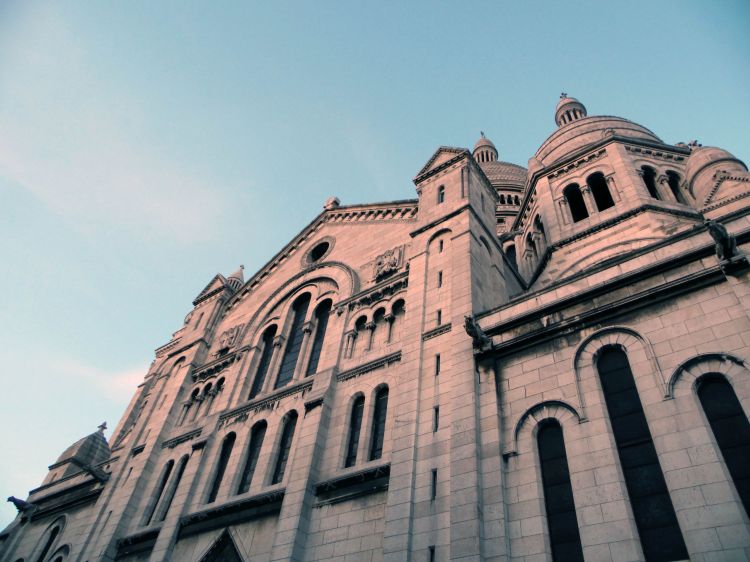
(370, 308), (386, 350)
(537, 420), (584, 562)
(697, 375), (750, 516)
(597, 347), (687, 561)
(276, 294), (311, 388)
(389, 300), (405, 343)
(369, 387), (389, 461)
(587, 172), (615, 212)
(199, 383), (213, 417)
(500, 194), (506, 204)
(563, 184), (589, 222)
(641, 166), (660, 200)
(157, 455), (188, 522)
(666, 171), (687, 204)
(353, 316), (367, 356)
(143, 460), (174, 525)
(237, 421), (267, 494)
(506, 244), (517, 269)
(272, 412), (298, 484)
(306, 300), (332, 376)
(35, 524), (61, 562)
(207, 433), (236, 503)
(182, 388), (200, 424)
(345, 396), (365, 468)
(526, 233), (537, 261)
(437, 185), (445, 204)
(250, 325), (277, 399)
(514, 195), (520, 205)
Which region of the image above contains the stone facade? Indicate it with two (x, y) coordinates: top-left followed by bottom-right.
(2, 95), (750, 562)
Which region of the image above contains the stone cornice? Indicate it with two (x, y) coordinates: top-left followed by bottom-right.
(191, 347), (248, 383)
(161, 428), (202, 449)
(334, 272), (408, 314)
(218, 379), (314, 428)
(314, 462), (390, 506)
(422, 323), (452, 341)
(337, 351), (402, 382)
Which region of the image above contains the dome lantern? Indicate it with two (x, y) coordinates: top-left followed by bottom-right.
(473, 132), (498, 164)
(555, 93), (587, 127)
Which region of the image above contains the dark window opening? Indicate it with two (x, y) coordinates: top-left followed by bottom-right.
(345, 396), (365, 468)
(587, 172), (615, 212)
(306, 299), (332, 376)
(564, 184), (589, 222)
(436, 309), (442, 325)
(642, 166), (660, 200)
(597, 347), (688, 561)
(435, 354), (441, 377)
(538, 420), (584, 562)
(666, 171), (687, 205)
(144, 460), (174, 525)
(272, 412), (298, 484)
(309, 241), (329, 262)
(437, 271), (443, 288)
(698, 375), (750, 517)
(429, 546), (436, 562)
(207, 433), (236, 504)
(276, 294), (311, 389)
(35, 526), (60, 562)
(437, 185), (445, 204)
(433, 406), (440, 432)
(506, 244), (517, 269)
(158, 455), (188, 521)
(431, 468), (438, 500)
(249, 326), (277, 399)
(369, 387), (389, 460)
(237, 421), (267, 495)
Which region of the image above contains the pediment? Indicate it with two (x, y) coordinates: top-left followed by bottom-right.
(199, 529), (244, 562)
(414, 146), (468, 184)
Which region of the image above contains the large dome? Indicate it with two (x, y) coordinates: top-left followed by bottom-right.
(535, 115), (661, 165)
(480, 160), (527, 188)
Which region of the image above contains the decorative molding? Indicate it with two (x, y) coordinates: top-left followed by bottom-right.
(214, 325), (242, 356)
(702, 189), (750, 213)
(192, 348), (246, 383)
(337, 351), (402, 382)
(154, 337), (181, 358)
(130, 444), (145, 456)
(705, 170), (750, 204)
(324, 203), (418, 225)
(624, 144), (687, 162)
(115, 529), (160, 559)
(178, 489), (285, 539)
(218, 380), (314, 428)
(161, 429), (202, 449)
(422, 323), (452, 341)
(548, 148), (607, 179)
(335, 272), (408, 314)
(314, 463), (390, 506)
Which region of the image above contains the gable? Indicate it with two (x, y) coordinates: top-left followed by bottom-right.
(414, 146), (468, 183)
(199, 530), (244, 562)
(193, 274), (228, 306)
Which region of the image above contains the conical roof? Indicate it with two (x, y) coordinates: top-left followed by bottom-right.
(55, 426), (111, 467)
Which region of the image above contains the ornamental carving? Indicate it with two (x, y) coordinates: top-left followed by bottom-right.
(373, 246), (404, 281)
(215, 325), (241, 354)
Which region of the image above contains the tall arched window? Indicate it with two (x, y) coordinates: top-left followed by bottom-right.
(157, 455), (188, 522)
(35, 524), (61, 562)
(369, 387), (389, 461)
(537, 420), (584, 562)
(389, 300), (405, 343)
(276, 294), (311, 389)
(641, 166), (660, 200)
(697, 375), (750, 517)
(666, 171), (687, 204)
(437, 185), (445, 204)
(207, 433), (236, 504)
(143, 460), (174, 525)
(237, 421), (267, 494)
(250, 326), (277, 399)
(563, 184), (589, 222)
(182, 388), (200, 425)
(352, 316), (367, 356)
(587, 172), (615, 211)
(306, 300), (332, 376)
(597, 347), (687, 561)
(345, 396), (365, 468)
(506, 244), (517, 269)
(272, 412), (298, 484)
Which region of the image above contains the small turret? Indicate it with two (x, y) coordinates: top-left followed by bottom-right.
(226, 265), (245, 292)
(44, 424), (111, 484)
(473, 132), (498, 164)
(555, 93), (587, 127)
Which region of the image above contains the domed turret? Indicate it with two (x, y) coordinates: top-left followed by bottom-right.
(685, 145), (748, 204)
(473, 132), (498, 164)
(226, 265), (245, 292)
(555, 93), (587, 127)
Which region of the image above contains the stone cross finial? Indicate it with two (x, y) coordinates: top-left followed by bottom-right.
(98, 421), (108, 433)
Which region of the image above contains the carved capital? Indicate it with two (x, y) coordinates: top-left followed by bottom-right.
(384, 314), (395, 324)
(302, 321), (315, 335)
(272, 335), (285, 348)
(365, 321), (377, 331)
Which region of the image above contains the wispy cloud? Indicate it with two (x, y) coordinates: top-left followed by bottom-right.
(0, 4), (227, 243)
(58, 359), (147, 404)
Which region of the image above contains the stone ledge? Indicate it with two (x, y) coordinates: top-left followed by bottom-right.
(161, 428), (202, 449)
(115, 529), (160, 560)
(422, 323), (452, 341)
(337, 352), (402, 382)
(178, 489), (285, 539)
(218, 380), (314, 429)
(314, 463), (390, 506)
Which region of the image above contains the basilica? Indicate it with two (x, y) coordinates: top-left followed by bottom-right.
(2, 95), (750, 562)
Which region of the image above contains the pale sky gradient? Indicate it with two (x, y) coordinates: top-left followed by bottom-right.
(1, 1), (748, 525)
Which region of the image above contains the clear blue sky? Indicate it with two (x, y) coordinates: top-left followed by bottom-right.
(1, 1), (748, 524)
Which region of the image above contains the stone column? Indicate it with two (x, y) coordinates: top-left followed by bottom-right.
(580, 185), (596, 215)
(557, 198), (571, 225)
(384, 313), (395, 343)
(292, 320), (315, 382)
(365, 321), (377, 351)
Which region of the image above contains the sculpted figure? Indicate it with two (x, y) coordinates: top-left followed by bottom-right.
(705, 220), (737, 261)
(464, 315), (491, 351)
